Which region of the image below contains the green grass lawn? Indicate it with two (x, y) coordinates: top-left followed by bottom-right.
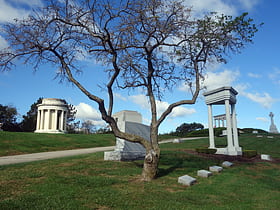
(0, 132), (279, 209)
(0, 132), (115, 156)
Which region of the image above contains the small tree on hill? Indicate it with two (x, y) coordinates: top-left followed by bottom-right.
(0, 0), (260, 180)
(176, 122), (204, 136)
(0, 104), (21, 131)
(21, 97), (43, 132)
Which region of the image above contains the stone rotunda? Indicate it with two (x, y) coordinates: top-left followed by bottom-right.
(35, 98), (68, 133)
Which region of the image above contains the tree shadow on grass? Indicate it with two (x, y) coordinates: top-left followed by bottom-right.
(157, 151), (220, 178)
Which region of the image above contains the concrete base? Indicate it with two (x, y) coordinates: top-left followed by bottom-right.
(214, 147), (242, 156)
(104, 151), (145, 161)
(34, 130), (66, 134)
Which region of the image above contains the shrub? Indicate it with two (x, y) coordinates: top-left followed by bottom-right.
(196, 148), (217, 154)
(242, 150), (257, 158)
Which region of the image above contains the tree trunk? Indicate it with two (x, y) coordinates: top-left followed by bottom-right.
(141, 149), (160, 181)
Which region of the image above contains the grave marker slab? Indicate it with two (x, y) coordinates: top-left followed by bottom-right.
(222, 161), (234, 167)
(209, 166), (223, 172)
(104, 111), (150, 161)
(261, 154), (272, 161)
(197, 170), (212, 178)
(178, 175), (197, 186)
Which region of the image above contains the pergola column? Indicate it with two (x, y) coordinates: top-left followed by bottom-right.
(231, 104), (239, 148)
(225, 99), (234, 149)
(208, 105), (215, 148)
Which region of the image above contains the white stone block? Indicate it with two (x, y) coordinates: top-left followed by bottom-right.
(267, 136), (274, 139)
(209, 166), (223, 173)
(178, 175), (196, 186)
(197, 170), (212, 178)
(261, 154), (272, 161)
(222, 161), (234, 167)
(173, 139), (182, 143)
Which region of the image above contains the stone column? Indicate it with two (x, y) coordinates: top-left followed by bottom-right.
(64, 111), (67, 131)
(54, 109), (58, 130)
(45, 109), (50, 130)
(225, 100), (234, 149)
(60, 111), (64, 131)
(208, 105), (215, 148)
(40, 109), (44, 130)
(231, 104), (239, 148)
(36, 110), (41, 130)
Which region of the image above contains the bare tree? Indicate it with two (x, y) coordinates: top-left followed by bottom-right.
(0, 0), (259, 181)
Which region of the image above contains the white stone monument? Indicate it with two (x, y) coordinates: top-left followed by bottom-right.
(214, 114), (226, 127)
(104, 110), (150, 161)
(35, 98), (68, 134)
(203, 86), (242, 156)
(269, 112), (279, 133)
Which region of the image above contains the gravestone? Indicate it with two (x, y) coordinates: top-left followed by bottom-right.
(197, 170), (212, 178)
(222, 161), (234, 167)
(104, 110), (150, 161)
(178, 175), (197, 186)
(261, 154), (272, 161)
(269, 112), (279, 133)
(209, 166), (223, 173)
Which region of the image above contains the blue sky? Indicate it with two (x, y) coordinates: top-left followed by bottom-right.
(0, 0), (279, 133)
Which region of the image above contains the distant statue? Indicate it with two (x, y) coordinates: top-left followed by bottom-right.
(269, 112), (279, 133)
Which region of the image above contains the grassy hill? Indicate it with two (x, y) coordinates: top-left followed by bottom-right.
(0, 132), (115, 156)
(0, 132), (279, 209)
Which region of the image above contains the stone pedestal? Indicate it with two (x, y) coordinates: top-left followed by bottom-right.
(104, 110), (150, 161)
(35, 98), (68, 134)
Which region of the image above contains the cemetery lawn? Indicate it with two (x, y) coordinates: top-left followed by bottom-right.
(0, 133), (279, 209)
(0, 132), (115, 156)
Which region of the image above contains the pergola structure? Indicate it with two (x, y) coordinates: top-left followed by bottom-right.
(214, 114), (226, 127)
(203, 87), (242, 156)
(35, 98), (68, 134)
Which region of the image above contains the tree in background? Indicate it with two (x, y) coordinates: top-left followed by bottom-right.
(81, 120), (96, 134)
(0, 0), (260, 180)
(175, 122), (204, 136)
(21, 98), (43, 132)
(66, 104), (78, 133)
(0, 104), (21, 131)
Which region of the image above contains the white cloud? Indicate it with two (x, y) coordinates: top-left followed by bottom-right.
(129, 94), (196, 119)
(0, 0), (43, 49)
(269, 68), (280, 85)
(75, 102), (103, 121)
(0, 0), (42, 23)
(248, 72), (261, 78)
(185, 0), (237, 16)
(202, 69), (240, 91)
(185, 0), (261, 17)
(256, 117), (269, 123)
(240, 92), (275, 109)
(237, 0), (261, 10)
(0, 35), (9, 50)
(114, 93), (127, 101)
